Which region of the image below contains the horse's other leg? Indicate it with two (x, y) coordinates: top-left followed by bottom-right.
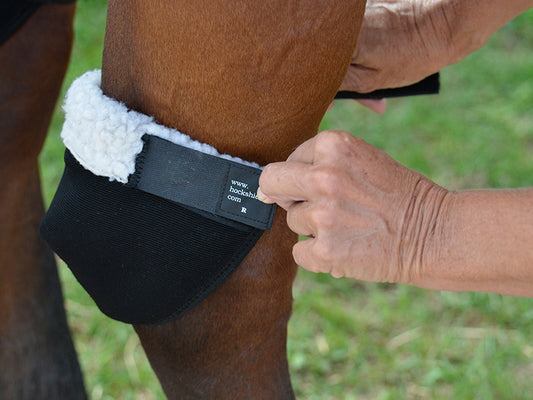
(0, 4), (86, 399)
(102, 1), (366, 398)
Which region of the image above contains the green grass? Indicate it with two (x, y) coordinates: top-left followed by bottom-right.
(39, 2), (533, 399)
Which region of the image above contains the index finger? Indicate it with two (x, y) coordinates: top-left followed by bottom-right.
(258, 161), (311, 210)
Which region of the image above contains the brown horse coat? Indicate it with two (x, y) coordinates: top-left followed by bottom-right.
(1, 1), (367, 398)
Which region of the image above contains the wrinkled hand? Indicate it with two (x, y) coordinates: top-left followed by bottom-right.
(341, 0), (457, 93)
(341, 0), (532, 108)
(258, 131), (448, 283)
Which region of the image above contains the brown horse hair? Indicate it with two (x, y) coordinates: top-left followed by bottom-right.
(0, 3), (87, 399)
(101, 1), (366, 398)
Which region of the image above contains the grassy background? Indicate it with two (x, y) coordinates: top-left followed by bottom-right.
(39, 1), (533, 399)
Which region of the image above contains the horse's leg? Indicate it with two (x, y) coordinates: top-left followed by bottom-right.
(0, 4), (86, 399)
(102, 1), (366, 398)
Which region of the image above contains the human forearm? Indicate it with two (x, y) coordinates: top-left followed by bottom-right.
(447, 0), (533, 65)
(416, 188), (533, 296)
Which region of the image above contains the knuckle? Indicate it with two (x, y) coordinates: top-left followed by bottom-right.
(315, 131), (367, 159)
(307, 205), (336, 231)
(259, 163), (275, 181)
(309, 165), (345, 197)
(354, 78), (379, 94)
(348, 135), (368, 151)
(258, 164), (272, 187)
(313, 239), (336, 266)
(286, 208), (300, 232)
(292, 242), (308, 268)
(315, 130), (350, 152)
(259, 163), (282, 193)
(330, 270), (345, 279)
(292, 244), (300, 264)
(345, 66), (380, 93)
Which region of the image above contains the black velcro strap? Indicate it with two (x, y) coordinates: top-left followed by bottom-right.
(335, 73), (440, 100)
(127, 135), (276, 231)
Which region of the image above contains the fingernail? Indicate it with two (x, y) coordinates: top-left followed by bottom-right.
(257, 187), (268, 203)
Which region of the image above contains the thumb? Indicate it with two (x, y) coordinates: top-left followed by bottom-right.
(356, 99), (387, 114)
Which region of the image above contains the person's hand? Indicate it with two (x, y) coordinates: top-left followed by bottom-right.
(333, 0), (454, 114)
(337, 0), (533, 110)
(341, 0), (457, 93)
(258, 130), (449, 283)
(342, 0), (533, 93)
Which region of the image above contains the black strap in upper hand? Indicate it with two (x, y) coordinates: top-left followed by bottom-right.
(335, 73), (440, 100)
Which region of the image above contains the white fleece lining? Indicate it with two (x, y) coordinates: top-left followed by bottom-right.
(61, 69), (259, 183)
